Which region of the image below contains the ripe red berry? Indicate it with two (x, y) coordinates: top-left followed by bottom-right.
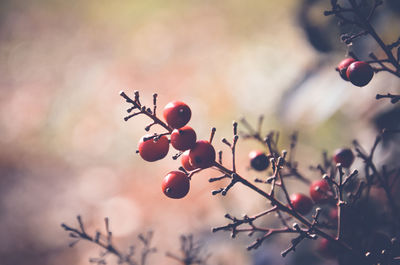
(333, 148), (354, 168)
(337, 58), (356, 81)
(309, 180), (332, 203)
(346, 61), (374, 87)
(170, 126), (197, 151)
(181, 150), (197, 171)
(189, 140), (216, 169)
(163, 101), (191, 129)
(249, 150), (269, 171)
(162, 171), (190, 199)
(138, 135), (169, 162)
(290, 193), (313, 215)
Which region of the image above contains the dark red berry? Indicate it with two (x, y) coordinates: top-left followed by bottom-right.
(338, 58), (356, 81)
(346, 61), (374, 87)
(181, 150), (197, 171)
(333, 148), (354, 168)
(189, 140), (216, 169)
(162, 171), (190, 199)
(163, 101), (191, 129)
(309, 180), (332, 203)
(317, 238), (338, 259)
(249, 150), (269, 171)
(170, 126), (197, 151)
(290, 193), (313, 215)
(138, 135), (169, 162)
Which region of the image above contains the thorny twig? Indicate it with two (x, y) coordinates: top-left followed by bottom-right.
(61, 216), (156, 265)
(119, 91), (379, 262)
(353, 133), (400, 231)
(325, 0), (400, 104)
(166, 234), (210, 265)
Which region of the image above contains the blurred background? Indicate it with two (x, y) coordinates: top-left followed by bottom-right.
(0, 0), (399, 264)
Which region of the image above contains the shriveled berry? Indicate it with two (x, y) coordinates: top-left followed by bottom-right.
(346, 61), (374, 87)
(290, 193), (313, 215)
(310, 180), (333, 203)
(163, 101), (191, 129)
(189, 140), (216, 169)
(162, 171), (190, 199)
(138, 135), (169, 162)
(181, 150), (197, 171)
(333, 148), (354, 168)
(171, 126), (197, 151)
(338, 58), (356, 81)
(249, 150), (269, 171)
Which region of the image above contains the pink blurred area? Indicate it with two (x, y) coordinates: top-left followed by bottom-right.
(0, 0), (398, 264)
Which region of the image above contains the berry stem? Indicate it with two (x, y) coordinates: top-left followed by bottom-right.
(376, 93), (400, 104)
(333, 0), (400, 76)
(120, 91), (172, 132)
(211, 161), (353, 253)
(353, 135), (400, 230)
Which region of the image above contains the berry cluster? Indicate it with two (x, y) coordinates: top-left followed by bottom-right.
(120, 91), (216, 199)
(337, 58), (374, 87)
(120, 91), (399, 264)
(159, 102), (217, 199)
(325, 0), (400, 103)
(249, 147), (354, 220)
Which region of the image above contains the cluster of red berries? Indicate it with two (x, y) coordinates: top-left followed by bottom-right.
(337, 58), (374, 87)
(137, 101), (216, 199)
(248, 148), (354, 222)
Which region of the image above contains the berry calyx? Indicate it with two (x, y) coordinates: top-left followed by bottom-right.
(162, 171), (190, 199)
(163, 101), (191, 129)
(189, 140), (216, 169)
(138, 135), (169, 162)
(170, 126), (197, 151)
(290, 193), (313, 215)
(338, 58), (356, 81)
(249, 150), (270, 171)
(346, 61), (374, 87)
(309, 180), (333, 203)
(181, 150), (197, 171)
(333, 148), (355, 168)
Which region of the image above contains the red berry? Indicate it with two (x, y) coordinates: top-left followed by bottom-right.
(162, 171), (190, 199)
(309, 180), (332, 203)
(189, 140), (216, 169)
(170, 126), (197, 151)
(333, 148), (354, 168)
(290, 193), (313, 215)
(163, 101), (191, 129)
(181, 150), (197, 171)
(346, 61), (374, 87)
(337, 58), (356, 81)
(249, 150), (269, 171)
(138, 135), (169, 162)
